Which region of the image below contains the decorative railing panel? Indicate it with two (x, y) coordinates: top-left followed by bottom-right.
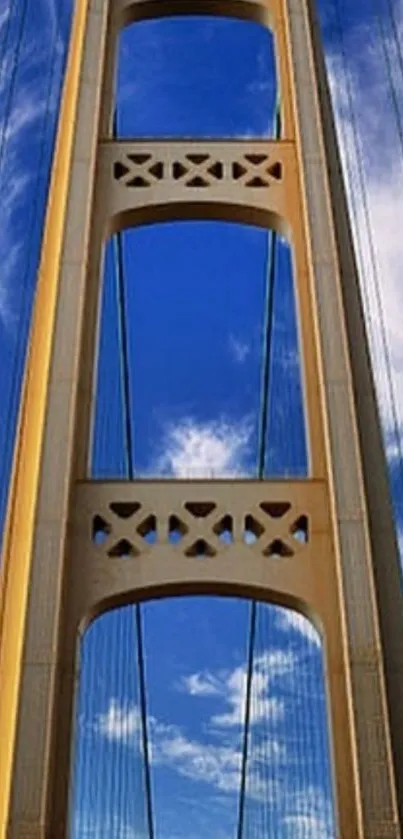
(98, 140), (294, 232)
(69, 480), (331, 621)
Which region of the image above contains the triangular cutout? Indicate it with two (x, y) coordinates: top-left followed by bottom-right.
(186, 176), (209, 187)
(108, 539), (138, 558)
(185, 539), (216, 558)
(169, 514), (188, 543)
(114, 161), (130, 180)
(264, 539), (294, 559)
(137, 515), (157, 542)
(260, 502), (291, 519)
(92, 515), (111, 545)
(208, 161), (223, 180)
(186, 153), (209, 165)
(128, 153), (152, 165)
(148, 161), (164, 180)
(213, 515), (234, 544)
(245, 176), (268, 188)
(127, 176), (150, 187)
(268, 161), (282, 180)
(185, 502), (216, 518)
(173, 161), (188, 180)
(244, 153), (268, 165)
(110, 502), (141, 519)
(291, 515), (309, 544)
(232, 161), (247, 180)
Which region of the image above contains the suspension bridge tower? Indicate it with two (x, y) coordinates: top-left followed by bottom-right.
(1, 0), (403, 836)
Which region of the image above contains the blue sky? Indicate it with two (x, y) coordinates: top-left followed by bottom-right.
(1, 1), (403, 837)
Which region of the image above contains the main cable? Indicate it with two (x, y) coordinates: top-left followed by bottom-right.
(113, 111), (155, 839)
(236, 99), (281, 839)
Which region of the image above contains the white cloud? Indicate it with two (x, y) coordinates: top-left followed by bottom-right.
(95, 648), (295, 799)
(275, 610), (322, 648)
(96, 700), (245, 796)
(326, 4), (403, 431)
(97, 698), (141, 740)
(181, 649), (295, 729)
(0, 5), (65, 326)
(283, 786), (335, 838)
(154, 416), (252, 478)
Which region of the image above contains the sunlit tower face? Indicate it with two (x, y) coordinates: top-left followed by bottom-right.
(1, 2), (403, 839)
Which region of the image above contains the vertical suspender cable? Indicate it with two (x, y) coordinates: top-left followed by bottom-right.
(372, 0), (403, 161)
(236, 100), (281, 839)
(0, 0), (69, 530)
(113, 111), (155, 839)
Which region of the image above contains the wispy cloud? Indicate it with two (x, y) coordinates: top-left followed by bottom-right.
(283, 785), (335, 838)
(275, 609), (322, 648)
(228, 334), (250, 364)
(181, 650), (295, 728)
(96, 650), (296, 797)
(326, 2), (403, 431)
(153, 416), (252, 478)
(0, 0), (65, 326)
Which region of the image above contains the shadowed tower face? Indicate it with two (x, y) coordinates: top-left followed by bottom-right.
(0, 1), (403, 837)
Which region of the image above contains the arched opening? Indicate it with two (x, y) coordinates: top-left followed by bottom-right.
(70, 596), (337, 838)
(92, 220), (308, 480)
(115, 17), (277, 138)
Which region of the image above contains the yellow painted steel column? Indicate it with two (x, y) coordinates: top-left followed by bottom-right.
(0, 0), (90, 832)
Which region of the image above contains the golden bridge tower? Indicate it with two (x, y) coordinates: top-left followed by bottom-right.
(1, 0), (403, 836)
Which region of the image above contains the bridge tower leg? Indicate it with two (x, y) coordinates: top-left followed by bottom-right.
(1, 0), (403, 836)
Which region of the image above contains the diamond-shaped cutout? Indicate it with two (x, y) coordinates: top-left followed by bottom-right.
(92, 515), (111, 545)
(185, 539), (216, 558)
(243, 514), (265, 544)
(108, 539), (138, 559)
(291, 515), (309, 544)
(263, 539), (294, 559)
(213, 515), (234, 544)
(169, 515), (188, 544)
(260, 502), (291, 519)
(185, 502), (216, 519)
(109, 502), (141, 519)
(137, 515), (157, 545)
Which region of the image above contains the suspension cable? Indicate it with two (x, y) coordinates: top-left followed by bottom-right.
(236, 99), (281, 839)
(113, 111), (155, 839)
(372, 0), (403, 164)
(0, 1), (69, 526)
